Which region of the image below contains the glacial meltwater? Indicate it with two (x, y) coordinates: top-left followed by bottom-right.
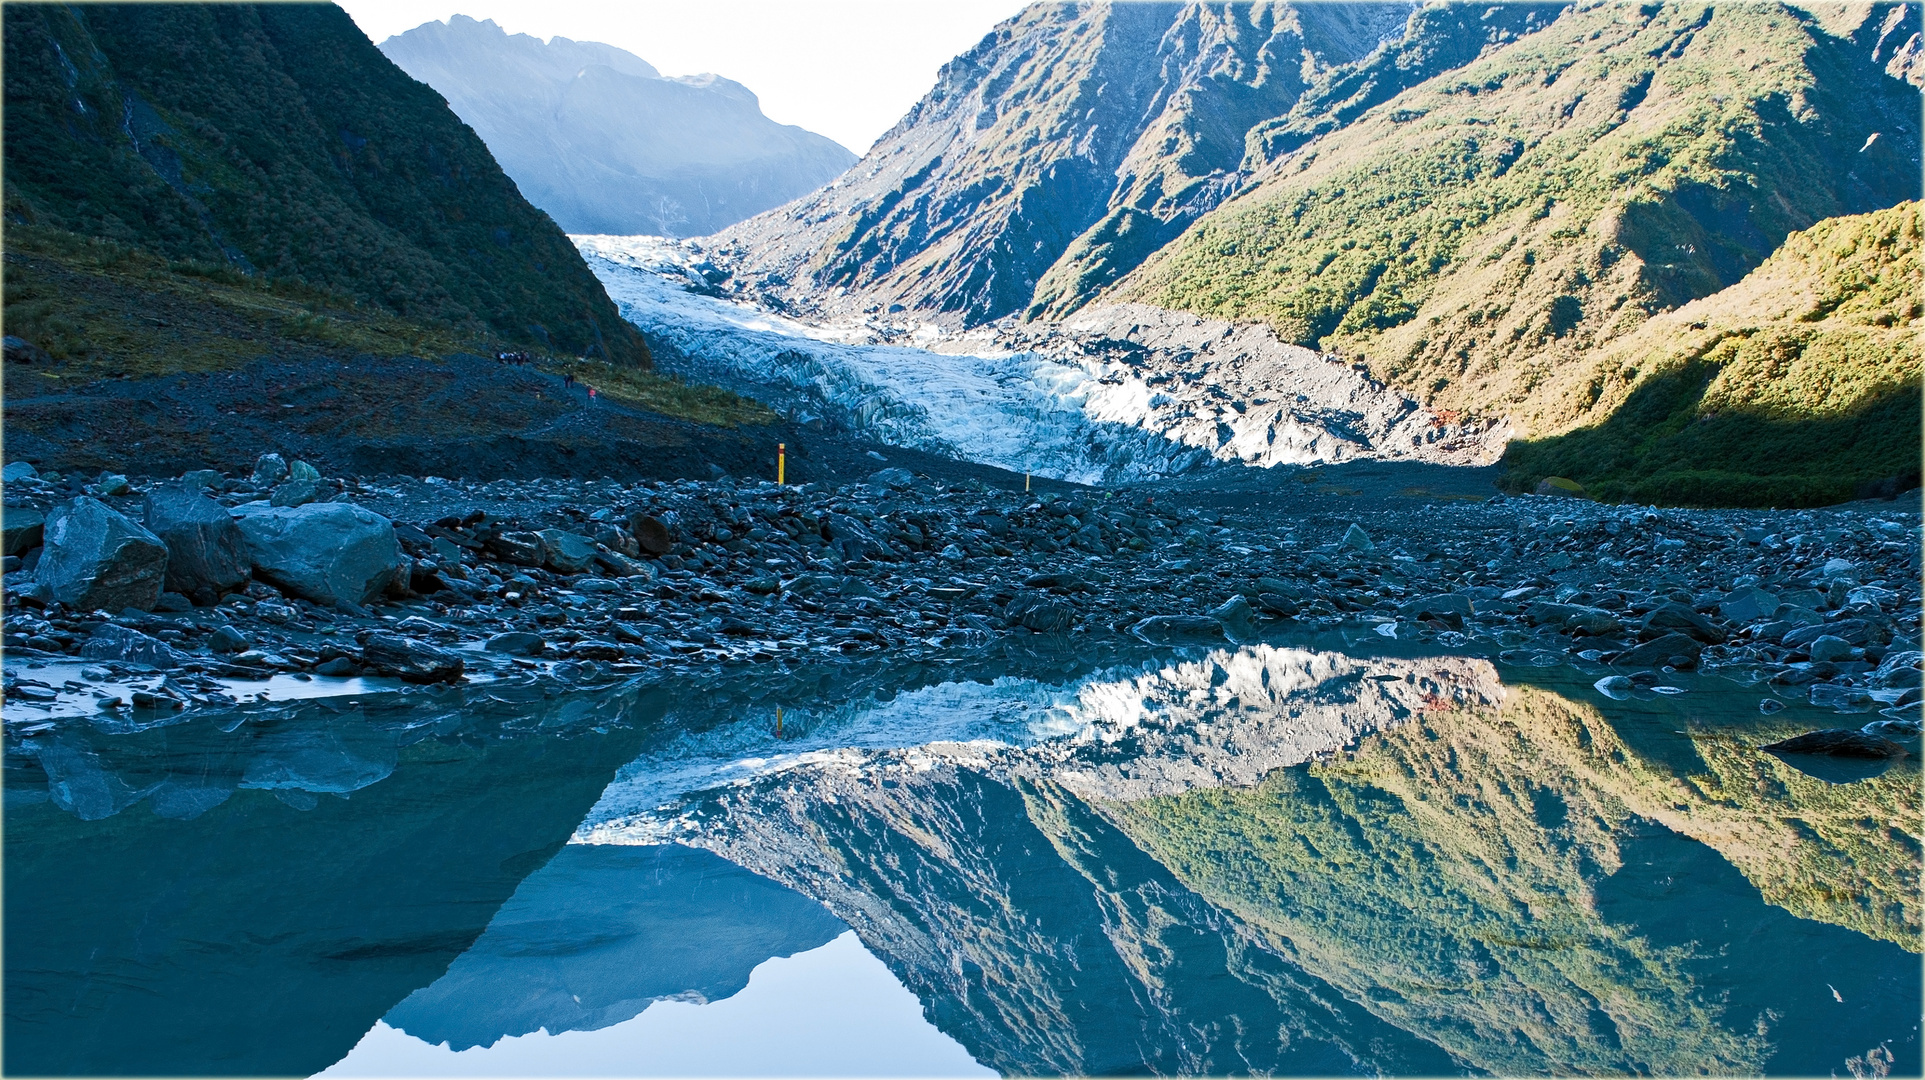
(6, 636), (1919, 1077)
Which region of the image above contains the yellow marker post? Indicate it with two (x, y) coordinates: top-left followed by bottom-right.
(777, 443), (786, 485)
(1025, 472), (1031, 492)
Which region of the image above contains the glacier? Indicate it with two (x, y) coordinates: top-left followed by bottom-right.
(577, 235), (1507, 484)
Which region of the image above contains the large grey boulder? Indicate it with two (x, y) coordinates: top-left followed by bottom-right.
(536, 528), (597, 574)
(4, 505), (45, 555)
(34, 497), (168, 611)
(232, 502), (403, 608)
(144, 483), (250, 605)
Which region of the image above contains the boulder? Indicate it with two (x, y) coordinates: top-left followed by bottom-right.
(1718, 587), (1781, 625)
(1405, 593), (1474, 626)
(251, 453), (289, 487)
(34, 497), (168, 611)
(360, 633), (465, 684)
(486, 531), (546, 566)
(1785, 620), (1869, 649)
(1341, 523), (1374, 552)
(1639, 602), (1724, 644)
(144, 483), (250, 604)
(536, 528), (597, 574)
(630, 513), (674, 556)
(1535, 476), (1587, 498)
(1211, 595), (1259, 642)
(269, 480), (323, 508)
(1130, 614), (1227, 642)
(485, 631), (546, 656)
(288, 459), (322, 482)
(868, 467), (916, 490)
(1807, 635), (1855, 663)
(208, 625), (251, 653)
(4, 335), (51, 364)
(1761, 729), (1907, 759)
(4, 505), (45, 556)
(1004, 592), (1075, 633)
(232, 502), (403, 608)
(91, 473), (130, 497)
(1612, 632), (1703, 669)
(179, 469), (224, 489)
(3, 461), (39, 482)
(593, 547), (654, 578)
(78, 624), (189, 668)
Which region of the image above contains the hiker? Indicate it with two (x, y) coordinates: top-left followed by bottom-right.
(588, 386), (598, 405)
(564, 373), (575, 389)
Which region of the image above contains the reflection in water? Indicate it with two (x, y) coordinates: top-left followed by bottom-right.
(6, 643), (1920, 1077)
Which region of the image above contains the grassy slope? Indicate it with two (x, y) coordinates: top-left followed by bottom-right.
(1106, 683), (1920, 1075)
(1503, 202), (1921, 505)
(2, 3), (647, 368)
(1116, 2), (1919, 502)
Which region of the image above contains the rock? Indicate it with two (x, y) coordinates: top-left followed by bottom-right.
(1718, 587), (1781, 625)
(361, 633), (465, 683)
(1612, 632), (1703, 669)
(34, 497), (169, 611)
(179, 469), (223, 489)
(536, 528), (597, 574)
(1211, 595), (1259, 642)
(4, 335), (51, 364)
(91, 473), (131, 497)
(868, 467), (916, 490)
(1785, 620), (1869, 649)
(1863, 717), (1922, 740)
(4, 505), (46, 556)
(486, 531), (546, 566)
(1341, 523), (1374, 552)
(144, 483), (251, 603)
(269, 480), (323, 507)
(630, 514), (674, 556)
(3, 461), (40, 482)
(1759, 698), (1786, 714)
(252, 453), (289, 487)
(1130, 614), (1226, 642)
(1761, 729), (1907, 758)
(208, 625), (252, 653)
(485, 631), (546, 656)
(1873, 650), (1924, 688)
(1639, 602), (1724, 644)
(1255, 592), (1300, 616)
(232, 502), (404, 608)
(154, 592), (193, 613)
(593, 547), (654, 578)
(744, 575), (780, 595)
(1806, 635), (1855, 663)
(1821, 558), (1856, 580)
(288, 459), (322, 482)
(939, 543), (966, 562)
(78, 624), (189, 668)
(1593, 675), (1634, 700)
(1534, 476), (1588, 497)
(1005, 592), (1075, 633)
(1404, 593), (1473, 625)
(313, 657), (359, 676)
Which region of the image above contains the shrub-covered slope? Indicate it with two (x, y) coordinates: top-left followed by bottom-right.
(1119, 2), (1920, 437)
(2, 3), (647, 366)
(1502, 202), (1921, 506)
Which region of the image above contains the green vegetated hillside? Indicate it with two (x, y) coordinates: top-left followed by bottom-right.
(1114, 1), (1920, 503)
(1504, 202), (1922, 506)
(2, 3), (649, 372)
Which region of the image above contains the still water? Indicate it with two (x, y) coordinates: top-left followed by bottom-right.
(6, 636), (1920, 1077)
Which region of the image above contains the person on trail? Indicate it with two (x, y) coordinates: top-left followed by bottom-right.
(564, 373), (575, 389)
(588, 386), (598, 405)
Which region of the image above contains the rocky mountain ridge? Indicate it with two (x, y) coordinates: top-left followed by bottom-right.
(380, 16), (856, 237)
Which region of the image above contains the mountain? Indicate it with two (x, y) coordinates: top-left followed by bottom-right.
(1502, 201), (1921, 506)
(712, 1), (1576, 325)
(379, 16), (857, 237)
(2, 2), (647, 366)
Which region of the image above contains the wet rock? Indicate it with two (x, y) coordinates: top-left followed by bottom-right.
(1612, 632), (1703, 669)
(1593, 675), (1634, 699)
(1638, 603), (1724, 644)
(486, 531), (547, 567)
(1873, 650), (1924, 688)
(252, 453), (289, 487)
(4, 506), (45, 555)
(78, 624), (189, 668)
(537, 528), (598, 574)
(594, 548), (653, 578)
(1211, 595), (1259, 642)
(154, 592), (193, 613)
(288, 460), (322, 482)
(179, 469), (223, 490)
(1341, 523), (1374, 552)
(630, 514), (674, 556)
(1807, 635), (1855, 663)
(1130, 614), (1226, 642)
(1405, 593), (1473, 626)
(1759, 698), (1787, 714)
(1718, 587), (1780, 625)
(360, 633), (465, 684)
(1786, 620), (1870, 649)
(144, 483), (250, 603)
(868, 467), (917, 490)
(313, 657), (359, 676)
(269, 480), (323, 508)
(1004, 592), (1075, 632)
(484, 631), (545, 656)
(2, 461), (39, 482)
(34, 497), (169, 612)
(1761, 729), (1908, 758)
(208, 625), (252, 653)
(232, 502), (405, 608)
(1255, 592), (1300, 616)
(90, 473), (131, 497)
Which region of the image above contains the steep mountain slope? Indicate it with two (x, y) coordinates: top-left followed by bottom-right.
(2, 2), (646, 365)
(379, 17), (856, 237)
(715, 2), (1575, 325)
(1502, 201), (1920, 506)
(1120, 1), (1920, 437)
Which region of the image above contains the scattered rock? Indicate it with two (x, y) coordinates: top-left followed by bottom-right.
(34, 497), (169, 611)
(486, 530), (547, 566)
(630, 513), (674, 555)
(484, 631), (546, 656)
(4, 506), (46, 556)
(1612, 632), (1703, 669)
(144, 483), (251, 604)
(1341, 523), (1374, 552)
(232, 502), (405, 608)
(269, 480), (324, 507)
(536, 528), (598, 574)
(208, 625), (252, 653)
(3, 461), (40, 482)
(78, 624), (189, 668)
(288, 460), (322, 482)
(1760, 729), (1908, 758)
(1005, 592), (1075, 632)
(1211, 595), (1258, 642)
(360, 633), (465, 684)
(1130, 614), (1226, 642)
(252, 453), (290, 487)
(1807, 635), (1855, 663)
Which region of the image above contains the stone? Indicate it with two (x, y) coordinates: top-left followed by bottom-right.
(1535, 476), (1587, 497)
(179, 469), (223, 489)
(288, 459), (322, 482)
(1718, 587), (1780, 625)
(231, 502), (404, 608)
(1761, 729), (1907, 758)
(1821, 558), (1856, 580)
(744, 575), (780, 595)
(1130, 614), (1227, 642)
(1785, 620), (1869, 649)
(1404, 593), (1473, 625)
(593, 548), (654, 578)
(4, 335), (51, 364)
(313, 657), (359, 676)
(78, 624), (189, 668)
(868, 467), (916, 489)
(154, 592), (193, 613)
(940, 543), (967, 562)
(1806, 635), (1855, 663)
(4, 505), (46, 556)
(1612, 632), (1703, 669)
(1256, 592), (1300, 616)
(486, 531), (546, 566)
(3, 461), (39, 482)
(91, 473), (131, 497)
(1005, 592), (1075, 633)
(34, 497), (169, 611)
(485, 631), (546, 656)
(1639, 603), (1724, 644)
(360, 633), (465, 684)
(536, 528), (598, 574)
(1341, 523), (1374, 552)
(1211, 595), (1259, 642)
(144, 483), (251, 603)
(208, 625), (251, 653)
(251, 453), (289, 487)
(630, 514), (674, 556)
(269, 480), (323, 508)
(1593, 675), (1634, 700)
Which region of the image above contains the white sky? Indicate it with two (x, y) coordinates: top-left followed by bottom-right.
(337, 0), (1032, 154)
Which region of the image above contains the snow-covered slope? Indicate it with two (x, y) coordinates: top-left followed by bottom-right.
(579, 235), (1506, 483)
